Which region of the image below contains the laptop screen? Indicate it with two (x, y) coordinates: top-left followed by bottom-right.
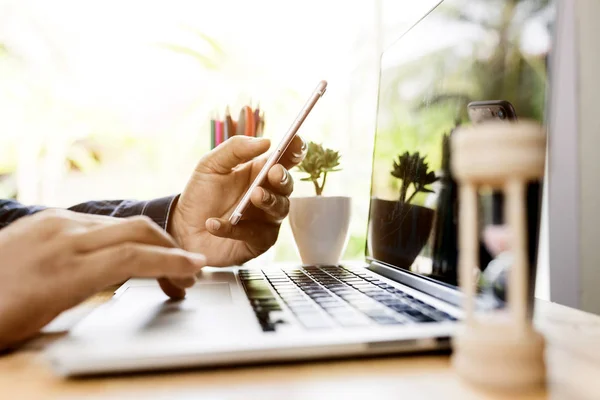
(367, 0), (555, 288)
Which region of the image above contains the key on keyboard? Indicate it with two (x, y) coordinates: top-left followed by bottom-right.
(238, 270), (287, 331)
(239, 265), (455, 332)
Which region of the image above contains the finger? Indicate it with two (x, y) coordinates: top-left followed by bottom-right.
(202, 136), (271, 174)
(72, 216), (197, 300)
(157, 277), (196, 300)
(278, 135), (306, 169)
(85, 243), (206, 285)
(266, 164), (293, 196)
(248, 136), (304, 178)
(168, 276), (197, 290)
(72, 216), (177, 253)
(158, 278), (186, 300)
(205, 218), (279, 251)
(250, 187), (289, 222)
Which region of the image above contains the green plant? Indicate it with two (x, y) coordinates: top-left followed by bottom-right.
(391, 151), (439, 204)
(297, 142), (341, 196)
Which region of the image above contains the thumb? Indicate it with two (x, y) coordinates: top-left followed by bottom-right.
(203, 136), (271, 173)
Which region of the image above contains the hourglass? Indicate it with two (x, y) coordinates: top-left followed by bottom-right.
(450, 120), (547, 390)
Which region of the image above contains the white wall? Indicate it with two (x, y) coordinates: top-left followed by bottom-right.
(548, 0), (580, 308)
(578, 0), (600, 315)
(548, 0), (600, 315)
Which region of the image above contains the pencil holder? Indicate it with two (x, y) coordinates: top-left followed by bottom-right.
(450, 120), (546, 391)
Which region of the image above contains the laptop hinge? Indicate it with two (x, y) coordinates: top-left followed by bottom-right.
(367, 261), (483, 309)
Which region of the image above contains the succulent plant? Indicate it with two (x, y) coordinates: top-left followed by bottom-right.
(297, 142), (341, 196)
(391, 151), (439, 204)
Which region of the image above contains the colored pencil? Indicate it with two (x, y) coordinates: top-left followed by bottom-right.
(223, 113), (230, 141)
(224, 106), (234, 141)
(215, 119), (223, 146)
(253, 104), (260, 135)
(210, 116), (215, 149)
(257, 112), (265, 137)
(236, 107), (246, 136)
(244, 106), (254, 136)
(210, 102), (265, 145)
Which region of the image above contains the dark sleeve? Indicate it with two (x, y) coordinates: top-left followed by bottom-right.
(0, 196), (178, 230)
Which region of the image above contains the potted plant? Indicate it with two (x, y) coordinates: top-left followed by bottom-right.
(368, 151), (439, 269)
(288, 142), (351, 265)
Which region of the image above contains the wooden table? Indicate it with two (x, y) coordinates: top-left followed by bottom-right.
(1, 291), (600, 400)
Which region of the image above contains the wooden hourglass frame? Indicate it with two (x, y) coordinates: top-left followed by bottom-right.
(450, 120), (547, 390)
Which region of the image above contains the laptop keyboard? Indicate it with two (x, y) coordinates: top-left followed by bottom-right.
(238, 265), (456, 332)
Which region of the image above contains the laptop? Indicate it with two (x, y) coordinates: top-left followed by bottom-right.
(47, 0), (553, 376)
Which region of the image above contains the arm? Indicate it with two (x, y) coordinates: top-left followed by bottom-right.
(0, 196), (178, 230)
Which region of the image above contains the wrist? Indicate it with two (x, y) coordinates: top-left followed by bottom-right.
(166, 197), (185, 246)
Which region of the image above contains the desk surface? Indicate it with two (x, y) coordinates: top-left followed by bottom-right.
(1, 291), (600, 400)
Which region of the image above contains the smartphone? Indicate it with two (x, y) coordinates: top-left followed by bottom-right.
(228, 80), (328, 225)
(467, 100), (517, 124)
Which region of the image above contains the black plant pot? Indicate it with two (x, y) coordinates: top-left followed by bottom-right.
(368, 198), (435, 270)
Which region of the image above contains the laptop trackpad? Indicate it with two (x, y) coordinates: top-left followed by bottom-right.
(171, 283), (232, 303)
(71, 284), (240, 338)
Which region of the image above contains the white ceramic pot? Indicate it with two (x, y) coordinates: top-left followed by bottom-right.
(289, 196), (351, 265)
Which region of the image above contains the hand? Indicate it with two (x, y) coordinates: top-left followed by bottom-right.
(0, 209), (206, 350)
(169, 135), (306, 266)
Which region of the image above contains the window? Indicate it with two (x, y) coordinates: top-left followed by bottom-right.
(0, 0), (435, 263)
